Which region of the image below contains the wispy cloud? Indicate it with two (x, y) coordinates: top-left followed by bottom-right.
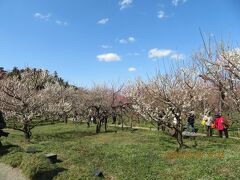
(119, 39), (128, 44)
(56, 20), (69, 26)
(170, 53), (185, 60)
(158, 10), (167, 19)
(119, 0), (133, 10)
(119, 37), (136, 44)
(34, 13), (69, 27)
(172, 0), (187, 7)
(148, 48), (185, 60)
(33, 13), (51, 21)
(148, 49), (173, 58)
(97, 18), (109, 25)
(128, 67), (136, 72)
(128, 37), (136, 42)
(97, 53), (121, 62)
(101, 45), (112, 49)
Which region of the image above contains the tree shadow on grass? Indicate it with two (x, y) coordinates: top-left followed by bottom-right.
(33, 130), (98, 142)
(0, 144), (22, 156)
(184, 136), (232, 152)
(104, 130), (118, 133)
(32, 167), (67, 180)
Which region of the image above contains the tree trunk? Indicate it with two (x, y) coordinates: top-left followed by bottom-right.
(23, 122), (31, 141)
(64, 113), (68, 124)
(96, 122), (101, 134)
(87, 116), (91, 127)
(176, 130), (184, 149)
(121, 117), (124, 131)
(175, 115), (186, 150)
(161, 125), (166, 132)
(219, 85), (225, 112)
(104, 118), (107, 132)
(157, 122), (160, 131)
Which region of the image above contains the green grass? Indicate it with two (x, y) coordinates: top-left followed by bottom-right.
(1, 122), (240, 180)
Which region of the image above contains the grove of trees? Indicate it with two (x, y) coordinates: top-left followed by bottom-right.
(0, 39), (240, 149)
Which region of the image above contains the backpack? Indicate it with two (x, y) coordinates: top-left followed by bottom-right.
(222, 118), (230, 129)
(201, 119), (206, 126)
(211, 123), (216, 129)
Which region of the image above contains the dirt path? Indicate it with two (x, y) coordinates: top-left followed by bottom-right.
(109, 124), (240, 140)
(0, 163), (27, 180)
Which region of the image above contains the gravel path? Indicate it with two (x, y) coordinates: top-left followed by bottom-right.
(0, 163), (27, 180)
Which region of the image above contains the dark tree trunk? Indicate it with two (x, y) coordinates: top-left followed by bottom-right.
(174, 115), (186, 150)
(23, 122), (31, 140)
(219, 85), (225, 112)
(157, 122), (160, 131)
(112, 116), (116, 124)
(64, 113), (68, 124)
(176, 130), (184, 149)
(121, 117), (124, 131)
(96, 122), (101, 134)
(87, 116), (91, 127)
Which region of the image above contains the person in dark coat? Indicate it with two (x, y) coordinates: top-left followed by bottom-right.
(187, 111), (196, 133)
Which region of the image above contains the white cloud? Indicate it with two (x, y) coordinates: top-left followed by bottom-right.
(101, 45), (112, 49)
(119, 0), (133, 10)
(148, 49), (173, 58)
(119, 37), (136, 44)
(97, 53), (121, 62)
(34, 13), (51, 21)
(97, 18), (109, 25)
(56, 20), (69, 26)
(119, 39), (128, 44)
(128, 37), (136, 42)
(148, 48), (185, 60)
(172, 0), (187, 6)
(158, 10), (167, 19)
(128, 67), (136, 72)
(170, 53), (186, 60)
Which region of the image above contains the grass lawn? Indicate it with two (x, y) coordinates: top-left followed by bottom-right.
(1, 122), (240, 180)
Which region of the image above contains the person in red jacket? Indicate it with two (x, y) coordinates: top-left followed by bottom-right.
(215, 113), (229, 138)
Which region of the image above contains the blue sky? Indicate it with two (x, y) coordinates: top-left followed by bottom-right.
(0, 0), (240, 87)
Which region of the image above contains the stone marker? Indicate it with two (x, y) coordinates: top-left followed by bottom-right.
(45, 153), (57, 163)
(94, 170), (104, 178)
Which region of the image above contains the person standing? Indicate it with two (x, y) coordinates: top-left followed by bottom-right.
(205, 112), (214, 137)
(222, 114), (230, 138)
(187, 111), (196, 133)
(215, 113), (228, 138)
